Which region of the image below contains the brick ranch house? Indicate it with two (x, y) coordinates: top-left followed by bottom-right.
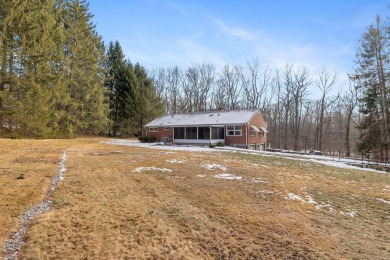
(143, 109), (268, 150)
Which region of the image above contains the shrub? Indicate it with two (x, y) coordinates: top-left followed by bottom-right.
(138, 136), (147, 142)
(209, 143), (216, 148)
(147, 136), (156, 143)
(216, 142), (225, 147)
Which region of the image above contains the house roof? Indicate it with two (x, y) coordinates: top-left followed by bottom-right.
(145, 109), (261, 127)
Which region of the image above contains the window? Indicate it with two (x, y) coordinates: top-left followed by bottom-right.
(174, 127), (185, 139)
(164, 127), (171, 131)
(185, 127), (197, 139)
(149, 127), (158, 132)
(250, 128), (255, 136)
(226, 125), (242, 136)
(198, 127), (210, 139)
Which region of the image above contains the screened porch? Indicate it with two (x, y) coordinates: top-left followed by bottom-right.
(173, 126), (225, 144)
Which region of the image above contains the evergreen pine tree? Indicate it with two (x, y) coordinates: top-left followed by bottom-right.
(105, 40), (129, 136)
(134, 63), (163, 135)
(61, 0), (108, 135)
(354, 16), (390, 160)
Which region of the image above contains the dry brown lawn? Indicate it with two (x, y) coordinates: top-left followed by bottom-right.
(0, 138), (102, 258)
(1, 139), (389, 259)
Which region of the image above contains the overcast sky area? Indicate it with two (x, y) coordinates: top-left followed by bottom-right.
(89, 0), (389, 97)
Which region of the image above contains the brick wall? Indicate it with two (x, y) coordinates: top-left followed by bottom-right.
(225, 111), (267, 149)
(144, 127), (173, 142)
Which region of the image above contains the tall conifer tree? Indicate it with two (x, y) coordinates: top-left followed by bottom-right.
(355, 16), (390, 160)
(60, 0), (108, 135)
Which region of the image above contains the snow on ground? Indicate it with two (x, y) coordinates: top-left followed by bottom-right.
(339, 210), (357, 218)
(168, 176), (185, 179)
(377, 198), (390, 205)
(197, 174), (207, 178)
(285, 193), (307, 203)
(133, 166), (172, 173)
(251, 178), (267, 183)
(106, 139), (390, 174)
(106, 139), (215, 152)
(202, 163), (227, 171)
(305, 195), (317, 205)
(285, 192), (358, 217)
(285, 192), (318, 205)
(257, 190), (275, 195)
(166, 159), (187, 164)
(58, 152), (67, 181)
(215, 146), (390, 174)
(214, 173), (242, 180)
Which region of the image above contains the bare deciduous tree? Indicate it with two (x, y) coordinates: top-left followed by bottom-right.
(316, 67), (338, 151)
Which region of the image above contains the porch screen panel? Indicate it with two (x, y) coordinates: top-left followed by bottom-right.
(185, 127), (197, 139)
(174, 127), (185, 139)
(218, 127), (225, 139)
(211, 127), (224, 139)
(198, 127), (210, 139)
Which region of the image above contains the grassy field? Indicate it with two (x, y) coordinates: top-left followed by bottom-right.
(1, 139), (389, 259)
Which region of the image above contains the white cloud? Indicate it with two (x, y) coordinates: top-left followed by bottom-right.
(212, 18), (256, 41)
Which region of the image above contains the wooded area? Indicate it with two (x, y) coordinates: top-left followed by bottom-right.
(148, 61), (360, 155)
(0, 0), (161, 138)
(0, 1), (389, 160)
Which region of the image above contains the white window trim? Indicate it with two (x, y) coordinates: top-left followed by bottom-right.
(149, 127), (158, 132)
(164, 127), (170, 131)
(226, 125), (242, 136)
(250, 128), (256, 136)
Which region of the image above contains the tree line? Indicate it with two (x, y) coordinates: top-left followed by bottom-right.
(149, 60), (360, 155)
(0, 0), (161, 138)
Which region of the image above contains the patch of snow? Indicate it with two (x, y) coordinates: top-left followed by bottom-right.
(315, 203), (332, 210)
(202, 163), (227, 171)
(197, 174), (206, 178)
(377, 198), (390, 205)
(285, 192), (318, 205)
(340, 210), (357, 218)
(257, 190), (275, 195)
(134, 166), (172, 173)
(251, 178), (267, 183)
(305, 195), (317, 205)
(168, 176), (185, 179)
(285, 193), (306, 203)
(57, 152), (67, 181)
(214, 173), (242, 180)
(166, 159), (187, 164)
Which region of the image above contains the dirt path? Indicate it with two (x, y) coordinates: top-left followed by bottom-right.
(3, 151), (68, 260)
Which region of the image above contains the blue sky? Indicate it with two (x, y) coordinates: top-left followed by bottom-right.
(89, 0), (389, 93)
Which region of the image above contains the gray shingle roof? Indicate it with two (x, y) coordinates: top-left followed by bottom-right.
(145, 109), (260, 127)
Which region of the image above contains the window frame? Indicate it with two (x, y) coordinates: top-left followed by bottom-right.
(226, 125), (242, 136)
(250, 128), (256, 136)
(149, 127), (158, 132)
(164, 127), (171, 131)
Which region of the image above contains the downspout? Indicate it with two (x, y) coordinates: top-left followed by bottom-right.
(246, 124), (248, 149)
